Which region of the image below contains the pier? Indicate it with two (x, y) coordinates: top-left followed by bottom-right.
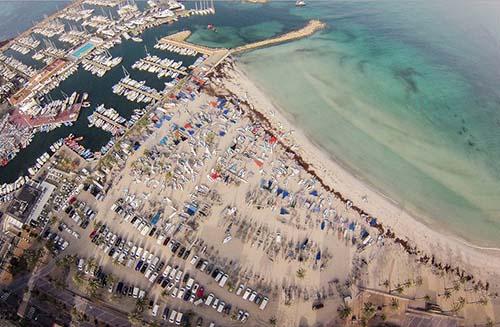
(140, 57), (188, 76)
(92, 111), (125, 132)
(158, 32), (221, 56)
(118, 82), (162, 102)
(231, 19), (326, 54)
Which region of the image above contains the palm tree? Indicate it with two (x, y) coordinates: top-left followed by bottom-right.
(391, 284), (404, 295)
(439, 289), (452, 299)
(389, 298), (400, 311)
(381, 279), (390, 289)
(269, 317), (277, 325)
(337, 304), (352, 319)
(296, 268), (306, 279)
(415, 276), (423, 287)
(403, 279), (413, 289)
(451, 296), (465, 313)
(362, 302), (376, 320)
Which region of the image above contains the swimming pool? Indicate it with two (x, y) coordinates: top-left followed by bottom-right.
(71, 42), (95, 59)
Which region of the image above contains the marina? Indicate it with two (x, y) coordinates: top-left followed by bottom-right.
(87, 104), (127, 135)
(0, 1), (498, 327)
(131, 53), (188, 79)
(81, 52), (123, 77)
(113, 74), (162, 103)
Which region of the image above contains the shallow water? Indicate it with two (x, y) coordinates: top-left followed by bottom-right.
(235, 1), (500, 246)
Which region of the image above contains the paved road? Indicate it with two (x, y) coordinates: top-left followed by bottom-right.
(35, 278), (132, 327)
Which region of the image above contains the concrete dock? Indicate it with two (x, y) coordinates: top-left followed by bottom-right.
(118, 82), (162, 102)
(140, 58), (188, 76)
(231, 20), (326, 54)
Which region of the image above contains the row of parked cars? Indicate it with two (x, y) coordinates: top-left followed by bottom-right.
(62, 197), (96, 230)
(42, 229), (69, 254)
(237, 284), (269, 311)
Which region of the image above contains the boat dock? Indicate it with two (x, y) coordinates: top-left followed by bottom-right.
(231, 19), (326, 54)
(157, 33), (218, 56)
(117, 81), (162, 102)
(140, 57), (188, 76)
(92, 111), (125, 131)
(0, 60), (32, 79)
(82, 58), (109, 71)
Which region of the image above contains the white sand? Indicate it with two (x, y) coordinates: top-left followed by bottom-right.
(223, 64), (500, 283)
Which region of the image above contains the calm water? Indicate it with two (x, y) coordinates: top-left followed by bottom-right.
(235, 1), (500, 246)
(2, 1), (500, 246)
(0, 1), (69, 41)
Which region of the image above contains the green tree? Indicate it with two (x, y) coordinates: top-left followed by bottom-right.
(391, 284), (404, 295)
(389, 298), (400, 311)
(296, 268), (306, 279)
(337, 305), (352, 319)
(362, 302), (376, 321)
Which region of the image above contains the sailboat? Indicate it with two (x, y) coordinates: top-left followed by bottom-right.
(296, 0), (306, 7)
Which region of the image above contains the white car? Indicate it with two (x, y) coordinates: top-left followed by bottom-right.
(205, 293), (214, 306)
(249, 291), (257, 302)
(149, 272), (159, 283)
(189, 255), (198, 265)
(175, 270), (183, 283)
(242, 288), (251, 300)
(151, 304), (159, 317)
(175, 311), (183, 325)
(217, 301), (225, 313)
(169, 310), (177, 324)
(162, 265), (172, 278)
(177, 287), (185, 299)
(236, 284), (245, 296)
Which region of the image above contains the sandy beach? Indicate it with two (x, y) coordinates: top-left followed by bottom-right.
(222, 64), (500, 285)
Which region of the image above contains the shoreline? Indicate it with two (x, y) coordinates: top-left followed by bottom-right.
(219, 62), (500, 281)
(235, 79), (500, 252)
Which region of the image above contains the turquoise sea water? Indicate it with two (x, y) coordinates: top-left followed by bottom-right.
(189, 1), (500, 246)
(1, 1), (500, 246)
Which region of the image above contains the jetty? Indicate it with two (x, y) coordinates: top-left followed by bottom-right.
(231, 20), (326, 54)
(140, 57), (188, 76)
(157, 31), (221, 56)
(92, 111), (125, 132)
(117, 81), (162, 102)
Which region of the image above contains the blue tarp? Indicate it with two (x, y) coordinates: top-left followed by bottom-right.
(150, 212), (161, 225)
(369, 217), (378, 227)
(360, 230), (369, 239)
(320, 221), (326, 230)
(160, 137), (168, 145)
(310, 190), (318, 197)
(349, 222), (356, 231)
(185, 204), (198, 216)
(316, 250), (321, 260)
(219, 131), (226, 136)
(280, 208), (289, 215)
